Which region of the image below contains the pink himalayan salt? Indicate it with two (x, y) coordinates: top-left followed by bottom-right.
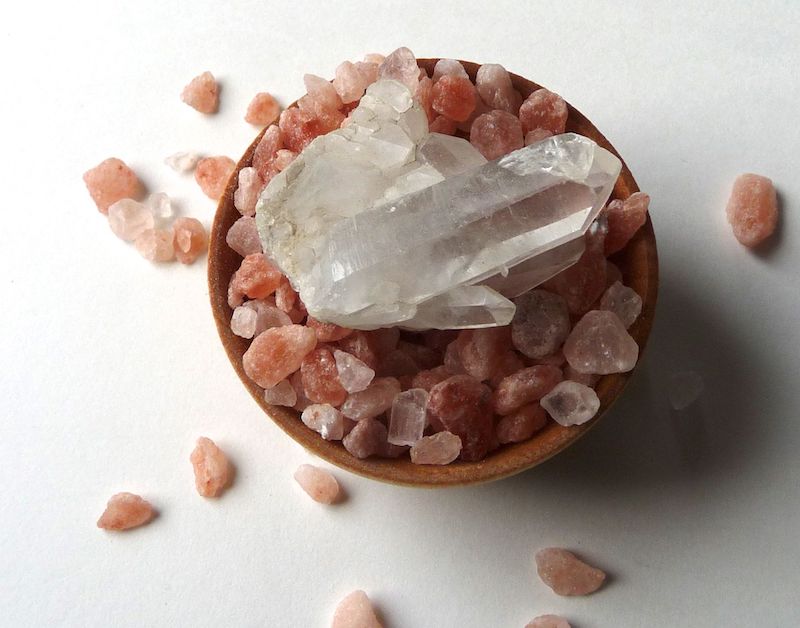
(341, 377), (401, 421)
(226, 215), (262, 257)
(541, 380), (600, 426)
(83, 158), (141, 214)
(228, 276), (244, 308)
(291, 370), (313, 411)
(429, 115), (457, 135)
(355, 61), (379, 86)
(97, 492), (155, 531)
(332, 590), (382, 628)
(544, 245), (607, 316)
(302, 347), (347, 406)
(301, 403), (345, 440)
(195, 156), (235, 200)
(535, 548), (606, 596)
(412, 365), (454, 392)
(243, 300), (292, 335)
(275, 279), (297, 312)
(432, 75), (476, 123)
(416, 76), (435, 122)
(475, 63), (522, 113)
(172, 217), (206, 264)
(427, 375), (493, 462)
(264, 379), (297, 407)
(605, 260), (622, 288)
(497, 403), (548, 444)
(287, 306), (307, 324)
(458, 92), (491, 133)
(274, 149), (297, 171)
(564, 310), (639, 374)
(410, 431), (462, 465)
(146, 192), (173, 223)
(343, 417), (389, 459)
(334, 349), (375, 393)
(307, 317), (353, 342)
(134, 228), (174, 262)
(493, 365), (563, 415)
(377, 349), (418, 377)
(388, 388), (429, 446)
(525, 128), (554, 146)
(489, 351), (526, 388)
(363, 53), (385, 65)
(333, 61), (370, 104)
(519, 88), (568, 135)
(469, 110), (524, 160)
(165, 151), (202, 173)
(604, 192), (650, 255)
(337, 331), (381, 370)
(233, 167), (263, 217)
(600, 281), (642, 329)
(298, 94), (345, 134)
(107, 199), (154, 241)
(304, 74), (343, 112)
(279, 107), (327, 153)
(432, 58), (469, 82)
(245, 92), (280, 126)
(563, 365), (599, 388)
(231, 305), (258, 338)
(511, 290), (571, 359)
(526, 615), (571, 628)
(252, 125), (283, 180)
(294, 464), (340, 504)
(242, 324), (317, 388)
(181, 71), (219, 114)
(443, 340), (467, 375)
(378, 46), (419, 92)
(456, 327), (512, 381)
(232, 254), (283, 299)
(189, 437), (231, 497)
(726, 173), (778, 247)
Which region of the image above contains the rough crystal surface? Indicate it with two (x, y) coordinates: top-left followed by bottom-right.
(334, 349), (376, 393)
(181, 71), (219, 114)
(604, 192), (649, 255)
(234, 167), (263, 217)
(519, 89), (568, 135)
(172, 217), (206, 264)
(331, 590), (383, 628)
(493, 365), (563, 415)
(226, 216), (263, 257)
(432, 58), (468, 82)
(108, 199), (154, 241)
(563, 310), (638, 374)
(294, 464), (340, 504)
(83, 158), (141, 214)
(726, 173), (778, 247)
(410, 431), (462, 465)
(599, 281), (642, 328)
(535, 548), (606, 596)
(96, 492), (155, 531)
(470, 110), (524, 160)
(497, 403), (549, 443)
(245, 92), (281, 126)
(342, 418), (388, 459)
(341, 377), (401, 420)
(301, 403), (345, 440)
(134, 229), (174, 262)
(388, 388), (429, 446)
(165, 151), (201, 173)
(195, 156), (235, 199)
(189, 437), (231, 497)
(427, 375), (493, 461)
(540, 381), (600, 426)
(301, 347), (347, 406)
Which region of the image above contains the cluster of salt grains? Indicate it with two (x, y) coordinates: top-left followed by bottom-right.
(226, 48), (651, 465)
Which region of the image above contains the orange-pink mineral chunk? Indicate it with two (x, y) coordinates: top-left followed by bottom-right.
(264, 379), (297, 407)
(337, 331), (381, 370)
(172, 217), (206, 264)
(252, 125), (283, 181)
(334, 349), (376, 393)
(469, 110), (524, 160)
(279, 107), (328, 153)
(432, 75), (476, 123)
(242, 324), (317, 388)
(496, 403), (549, 444)
(489, 351), (526, 388)
(275, 279), (298, 312)
(304, 73), (344, 112)
(519, 88), (568, 135)
(134, 228), (175, 262)
(301, 404), (345, 440)
(726, 173), (778, 248)
(301, 347), (348, 406)
(535, 547), (606, 596)
(475, 63), (522, 113)
(432, 58), (468, 82)
(107, 199), (154, 241)
(331, 590), (383, 628)
(456, 327), (512, 381)
(411, 366), (454, 392)
(181, 71), (219, 114)
(342, 417), (389, 459)
(233, 166), (263, 217)
(409, 431), (462, 465)
(511, 290), (571, 359)
(563, 310), (639, 374)
(294, 464), (340, 504)
(226, 216), (262, 257)
(83, 158), (142, 214)
(307, 317), (353, 342)
(427, 375), (493, 461)
(245, 92), (281, 126)
(97, 492), (155, 531)
(378, 46), (419, 92)
(526, 615), (572, 628)
(604, 192), (650, 255)
(544, 245), (607, 316)
(493, 365), (563, 415)
(243, 299), (292, 335)
(189, 437), (232, 498)
(341, 377), (402, 421)
(232, 254), (283, 299)
(195, 156), (235, 200)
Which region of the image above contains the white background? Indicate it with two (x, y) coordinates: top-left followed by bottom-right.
(1, 1), (799, 626)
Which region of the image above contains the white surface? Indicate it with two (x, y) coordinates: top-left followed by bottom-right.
(1, 1), (799, 626)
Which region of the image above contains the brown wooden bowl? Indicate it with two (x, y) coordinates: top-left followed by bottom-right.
(208, 58), (658, 488)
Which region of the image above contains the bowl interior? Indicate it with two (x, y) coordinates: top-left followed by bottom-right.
(208, 58), (659, 487)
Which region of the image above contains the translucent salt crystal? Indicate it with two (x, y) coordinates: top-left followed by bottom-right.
(475, 64), (523, 113)
(242, 324), (317, 388)
(497, 403), (548, 444)
(107, 199), (154, 241)
(388, 388), (429, 446)
(338, 331), (381, 370)
(544, 243), (607, 316)
(432, 75), (476, 122)
(604, 192), (649, 255)
(427, 375), (493, 461)
(363, 53), (385, 65)
(226, 216), (262, 257)
(83, 157), (141, 214)
(297, 94), (344, 134)
(668, 370), (704, 410)
(535, 547), (606, 596)
(172, 217), (206, 264)
(334, 61), (370, 104)
(331, 590), (382, 628)
(301, 403), (344, 440)
(144, 192), (172, 222)
(307, 317), (353, 342)
(416, 76), (435, 122)
(726, 173), (777, 247)
(134, 228), (174, 262)
(526, 615), (571, 628)
(417, 132), (486, 178)
(493, 365), (563, 415)
(242, 300), (292, 335)
(294, 464), (340, 504)
(410, 431), (462, 465)
(432, 58), (468, 82)
(165, 151), (202, 173)
(519, 88), (568, 135)
(469, 110), (524, 160)
(377, 46), (419, 91)
(599, 281), (642, 328)
(195, 156), (235, 200)
(334, 349), (375, 393)
(245, 92), (280, 126)
(563, 310), (638, 374)
(290, 370), (312, 411)
(181, 71), (219, 114)
(341, 377), (401, 421)
(443, 340), (467, 375)
(525, 129), (553, 146)
(252, 125), (283, 178)
(232, 254), (283, 299)
(274, 149), (296, 171)
(511, 290), (571, 359)
(234, 167), (263, 217)
(264, 379), (297, 406)
(189, 437), (231, 497)
(301, 347), (347, 405)
(96, 492), (155, 531)
(304, 74), (343, 112)
(278, 107), (328, 153)
(342, 418), (388, 459)
(231, 305), (258, 338)
(540, 380), (600, 426)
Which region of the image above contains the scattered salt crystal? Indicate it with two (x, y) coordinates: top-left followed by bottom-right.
(432, 58), (468, 82)
(232, 254), (283, 299)
(493, 365), (563, 415)
(427, 375), (493, 462)
(233, 166), (263, 217)
(469, 110), (524, 160)
(242, 324), (317, 388)
(432, 75), (476, 122)
(307, 317), (353, 342)
(294, 464), (340, 504)
(334, 61), (370, 104)
(544, 245), (607, 316)
(195, 155), (236, 200)
(172, 217), (206, 264)
(145, 192), (173, 222)
(96, 492), (155, 531)
(525, 129), (553, 146)
(301, 347), (347, 406)
(165, 151), (202, 173)
(252, 125), (283, 178)
(525, 615), (571, 628)
(231, 305), (258, 338)
(331, 590), (382, 628)
(134, 228), (175, 262)
(245, 92), (280, 126)
(107, 199), (154, 241)
(496, 403), (548, 444)
(301, 404), (345, 440)
(377, 46), (419, 91)
(535, 547), (606, 596)
(599, 281), (642, 328)
(540, 380), (600, 426)
(189, 437), (231, 498)
(388, 388), (429, 446)
(511, 290), (571, 359)
(475, 63), (522, 113)
(563, 310), (639, 374)
(83, 157), (141, 214)
(518, 88), (568, 135)
(181, 71), (219, 114)
(341, 377), (401, 421)
(411, 365), (453, 392)
(410, 431), (462, 465)
(334, 349), (375, 393)
(604, 192), (650, 255)
(342, 418), (389, 459)
(668, 370), (704, 410)
(226, 215), (262, 257)
(242, 299), (292, 335)
(726, 173), (778, 247)
(290, 370), (313, 411)
(264, 379), (297, 407)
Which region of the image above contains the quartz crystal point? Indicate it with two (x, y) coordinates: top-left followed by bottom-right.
(256, 79), (621, 331)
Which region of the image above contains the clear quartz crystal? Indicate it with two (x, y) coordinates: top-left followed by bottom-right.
(388, 388), (429, 446)
(256, 79), (621, 331)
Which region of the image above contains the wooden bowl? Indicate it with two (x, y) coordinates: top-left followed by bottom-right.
(208, 58), (658, 487)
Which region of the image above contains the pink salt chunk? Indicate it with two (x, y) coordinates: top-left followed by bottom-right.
(307, 317), (353, 342)
(443, 340), (467, 375)
(429, 115), (458, 135)
(432, 75), (476, 123)
(599, 281), (642, 328)
(605, 260), (623, 288)
(96, 492), (155, 531)
(231, 305), (257, 338)
(412, 365), (454, 392)
(233, 167), (263, 217)
(355, 61), (379, 87)
(228, 276), (244, 308)
(172, 217), (206, 264)
(511, 290), (571, 359)
(410, 431), (462, 465)
(294, 464), (340, 504)
(519, 88), (568, 135)
(301, 403), (345, 440)
(497, 403), (548, 444)
(469, 110), (524, 160)
(526, 615), (572, 628)
(726, 173), (778, 247)
(334, 61), (370, 104)
(252, 125), (283, 180)
(377, 46), (419, 91)
(489, 351), (526, 388)
(544, 246), (607, 316)
(432, 58), (468, 82)
(535, 548), (606, 596)
(242, 324), (317, 388)
(304, 74), (344, 112)
(226, 215), (262, 257)
(341, 377), (402, 421)
(525, 129), (554, 146)
(83, 158), (142, 214)
(279, 107), (328, 153)
(332, 590), (383, 628)
(337, 331), (381, 370)
(189, 437), (231, 497)
(604, 192), (650, 255)
(275, 279), (297, 312)
(475, 63), (522, 113)
(195, 156), (235, 200)
(274, 149), (297, 171)
(493, 365), (563, 415)
(181, 71), (219, 114)
(416, 76), (435, 123)
(107, 199), (153, 241)
(342, 418), (389, 459)
(541, 381), (600, 426)
(422, 329), (459, 351)
(243, 299), (292, 335)
(457, 327), (512, 381)
(427, 375), (493, 462)
(290, 370), (313, 411)
(264, 379), (297, 406)
(563, 310), (639, 374)
(232, 254), (283, 299)
(297, 94), (345, 134)
(301, 347), (347, 406)
(245, 92), (280, 126)
(134, 229), (174, 262)
(334, 349), (375, 393)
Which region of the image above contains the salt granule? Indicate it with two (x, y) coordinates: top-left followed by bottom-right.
(83, 157), (141, 214)
(96, 492), (155, 531)
(535, 547), (606, 596)
(294, 464), (340, 504)
(331, 590), (382, 628)
(181, 71), (219, 114)
(189, 437), (231, 497)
